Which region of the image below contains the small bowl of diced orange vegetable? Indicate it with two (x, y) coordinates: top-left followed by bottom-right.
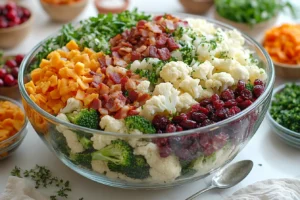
(40, 0), (88, 22)
(263, 24), (300, 79)
(0, 95), (28, 160)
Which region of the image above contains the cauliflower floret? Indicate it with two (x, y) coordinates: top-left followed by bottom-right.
(205, 72), (235, 91)
(134, 143), (181, 183)
(186, 18), (216, 35)
(91, 160), (110, 174)
(56, 113), (70, 133)
(62, 130), (84, 153)
(179, 77), (203, 99)
(176, 93), (197, 112)
(140, 83), (179, 120)
(99, 115), (127, 133)
(246, 65), (268, 83)
(191, 61), (214, 80)
(136, 80), (150, 94)
(91, 115), (126, 150)
(130, 58), (160, 72)
(229, 61), (250, 83)
(226, 29), (245, 47)
(201, 89), (214, 99)
(60, 98), (82, 114)
(127, 129), (143, 148)
(210, 58), (233, 73)
(159, 61), (192, 87)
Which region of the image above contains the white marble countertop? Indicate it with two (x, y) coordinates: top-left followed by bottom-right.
(1, 0), (300, 199)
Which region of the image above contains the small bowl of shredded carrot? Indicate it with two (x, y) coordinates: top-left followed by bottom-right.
(263, 23), (300, 79)
(0, 95), (28, 160)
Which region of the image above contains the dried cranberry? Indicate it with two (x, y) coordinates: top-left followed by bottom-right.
(206, 104), (214, 113)
(180, 120), (197, 129)
(172, 113), (188, 124)
(0, 68), (7, 79)
(238, 100), (252, 109)
(237, 80), (246, 92)
(176, 125), (183, 132)
(221, 89), (235, 101)
(15, 54), (24, 64)
(0, 17), (7, 28)
(198, 107), (209, 115)
(240, 89), (253, 100)
(201, 119), (214, 127)
(253, 85), (264, 98)
(5, 59), (17, 68)
(159, 146), (172, 157)
(4, 74), (15, 86)
(200, 98), (211, 106)
(191, 112), (208, 123)
(229, 106), (241, 115)
(254, 79), (264, 86)
(5, 2), (16, 11)
(191, 103), (201, 111)
(166, 124), (176, 133)
(11, 67), (19, 78)
(236, 96), (244, 103)
(213, 100), (225, 109)
(224, 99), (237, 108)
(152, 115), (170, 130)
(215, 108), (228, 120)
(0, 79), (3, 87)
(211, 94), (220, 102)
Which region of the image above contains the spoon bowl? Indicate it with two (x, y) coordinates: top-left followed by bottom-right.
(212, 160), (254, 188)
(186, 160), (253, 200)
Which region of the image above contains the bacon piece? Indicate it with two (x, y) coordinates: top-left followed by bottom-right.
(125, 79), (137, 90)
(156, 34), (168, 48)
(109, 72), (122, 84)
(99, 108), (108, 115)
(90, 98), (102, 110)
(131, 51), (142, 61)
(136, 45), (147, 53)
(146, 22), (162, 33)
(165, 19), (175, 31)
(98, 56), (107, 68)
(158, 48), (171, 60)
(137, 20), (147, 29)
(137, 93), (151, 105)
(105, 92), (127, 112)
(114, 106), (130, 119)
(98, 83), (110, 95)
(167, 38), (179, 51)
(128, 90), (139, 102)
(110, 84), (122, 93)
(149, 45), (158, 58)
(127, 109), (139, 116)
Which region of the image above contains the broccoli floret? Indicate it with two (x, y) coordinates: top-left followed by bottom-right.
(51, 126), (71, 156)
(92, 139), (134, 167)
(76, 132), (93, 150)
(66, 108), (99, 129)
(70, 152), (92, 169)
(123, 155), (150, 179)
(180, 160), (197, 177)
(124, 115), (156, 134)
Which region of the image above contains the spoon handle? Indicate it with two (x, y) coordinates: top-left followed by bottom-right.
(185, 185), (216, 200)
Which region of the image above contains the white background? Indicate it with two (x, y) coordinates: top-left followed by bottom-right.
(1, 0), (300, 199)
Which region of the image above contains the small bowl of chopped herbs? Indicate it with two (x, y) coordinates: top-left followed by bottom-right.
(213, 0), (294, 37)
(268, 83), (300, 148)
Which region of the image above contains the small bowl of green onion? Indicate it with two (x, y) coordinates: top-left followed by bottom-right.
(268, 83), (300, 148)
(213, 0), (293, 37)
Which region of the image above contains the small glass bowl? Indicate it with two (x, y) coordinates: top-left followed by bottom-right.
(267, 83), (300, 148)
(0, 96), (28, 160)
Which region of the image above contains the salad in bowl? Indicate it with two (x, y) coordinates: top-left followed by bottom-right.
(19, 10), (274, 188)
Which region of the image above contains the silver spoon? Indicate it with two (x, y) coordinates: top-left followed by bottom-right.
(186, 160), (254, 200)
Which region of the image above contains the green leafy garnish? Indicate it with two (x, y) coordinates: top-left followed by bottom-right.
(31, 9), (151, 71)
(134, 60), (166, 85)
(215, 0), (297, 25)
(270, 83), (300, 133)
(10, 165), (82, 200)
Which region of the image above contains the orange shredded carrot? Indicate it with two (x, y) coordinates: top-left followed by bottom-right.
(263, 24), (300, 65)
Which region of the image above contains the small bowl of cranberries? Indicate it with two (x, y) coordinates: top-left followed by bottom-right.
(0, 2), (33, 49)
(0, 54), (24, 99)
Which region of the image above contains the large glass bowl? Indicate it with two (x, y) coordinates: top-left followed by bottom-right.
(18, 15), (275, 189)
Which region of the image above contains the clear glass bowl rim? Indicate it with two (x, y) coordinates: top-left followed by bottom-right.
(18, 13), (275, 139)
(0, 95), (28, 146)
(267, 82), (300, 138)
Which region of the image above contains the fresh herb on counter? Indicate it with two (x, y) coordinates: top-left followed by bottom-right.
(215, 0), (296, 25)
(11, 165), (83, 200)
(270, 83), (300, 132)
(31, 9), (151, 71)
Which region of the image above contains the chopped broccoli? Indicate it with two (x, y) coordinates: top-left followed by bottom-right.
(51, 126), (71, 156)
(70, 152), (92, 169)
(124, 115), (156, 134)
(66, 108), (99, 129)
(123, 155), (150, 179)
(76, 132), (93, 150)
(246, 82), (254, 92)
(180, 160), (197, 177)
(92, 139), (134, 167)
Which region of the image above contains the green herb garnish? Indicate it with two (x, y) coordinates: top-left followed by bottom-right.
(215, 0), (296, 26)
(270, 83), (300, 133)
(10, 165), (82, 200)
(31, 9), (151, 71)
